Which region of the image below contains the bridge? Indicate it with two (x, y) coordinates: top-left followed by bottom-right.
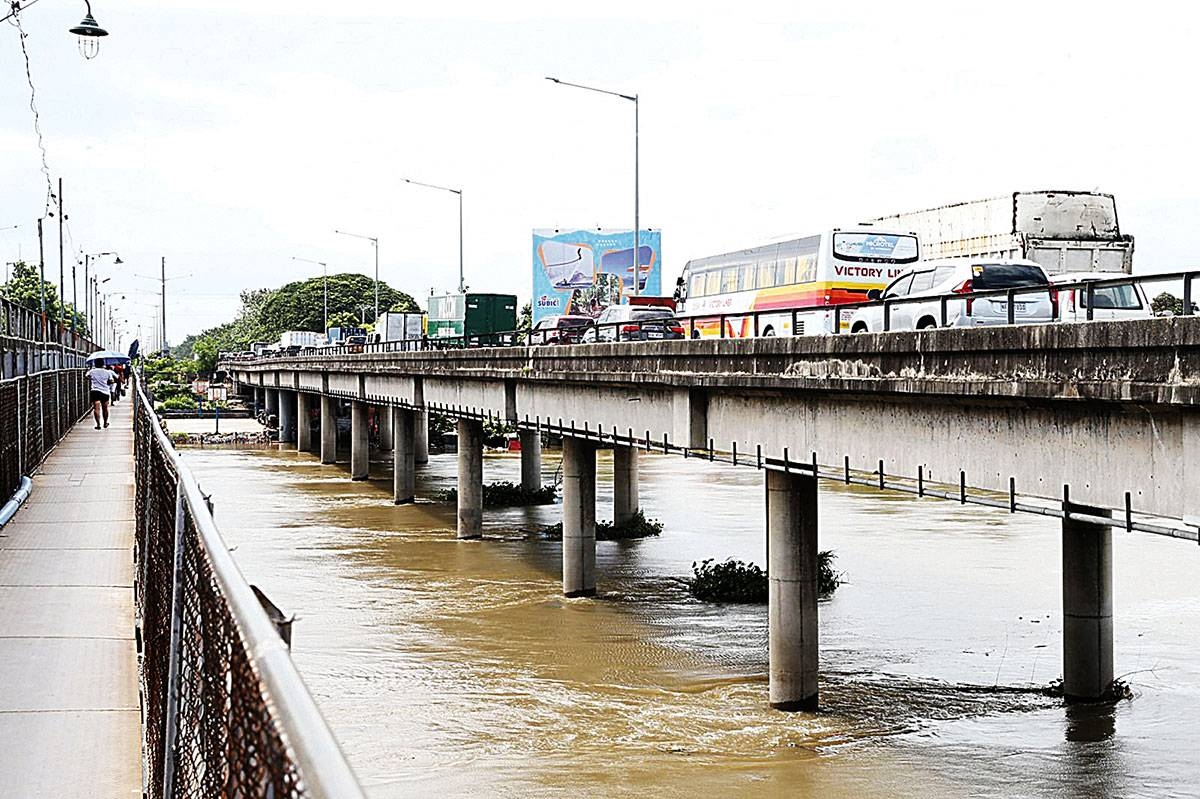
(223, 315), (1200, 712)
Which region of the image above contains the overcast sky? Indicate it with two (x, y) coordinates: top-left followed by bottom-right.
(1, 1), (1196, 345)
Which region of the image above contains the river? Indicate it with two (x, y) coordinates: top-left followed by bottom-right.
(180, 441), (1200, 798)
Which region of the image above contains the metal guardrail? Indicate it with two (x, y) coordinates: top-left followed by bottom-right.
(133, 382), (365, 799)
(224, 269), (1200, 361)
(0, 369), (89, 504)
(0, 295), (99, 377)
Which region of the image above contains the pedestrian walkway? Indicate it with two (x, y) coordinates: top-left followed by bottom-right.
(0, 397), (141, 797)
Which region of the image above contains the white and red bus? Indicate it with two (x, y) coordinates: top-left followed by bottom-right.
(676, 227), (920, 336)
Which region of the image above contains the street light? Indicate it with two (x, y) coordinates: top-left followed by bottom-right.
(334, 229), (379, 322)
(358, 304), (372, 325)
(546, 76), (641, 296)
(69, 0), (109, 59)
(403, 178), (465, 293)
(292, 256), (330, 333)
(82, 251), (120, 337)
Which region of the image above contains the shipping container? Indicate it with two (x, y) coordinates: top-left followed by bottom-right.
(427, 293), (518, 341)
(873, 190), (1134, 275)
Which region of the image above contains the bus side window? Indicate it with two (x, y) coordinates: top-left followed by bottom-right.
(704, 270), (721, 296)
(691, 274), (705, 298)
(738, 264), (756, 292)
(721, 267), (738, 293)
(757, 261), (774, 288)
(797, 255), (816, 283)
(783, 258), (798, 285)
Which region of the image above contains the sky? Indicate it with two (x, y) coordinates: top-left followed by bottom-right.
(1, 1), (1197, 346)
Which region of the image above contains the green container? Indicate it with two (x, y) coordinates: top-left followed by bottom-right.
(427, 293), (517, 342)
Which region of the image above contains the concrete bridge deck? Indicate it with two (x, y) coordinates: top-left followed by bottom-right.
(0, 399), (141, 796)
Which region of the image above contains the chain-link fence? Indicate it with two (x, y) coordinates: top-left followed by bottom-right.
(134, 383), (363, 799)
(0, 369), (89, 501)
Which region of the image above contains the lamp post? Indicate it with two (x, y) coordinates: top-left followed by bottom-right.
(291, 256), (330, 334)
(334, 230), (379, 322)
(82, 251), (121, 337)
(402, 178), (465, 293)
(546, 76), (640, 296)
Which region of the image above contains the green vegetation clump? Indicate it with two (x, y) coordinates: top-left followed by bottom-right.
(1151, 292), (1184, 316)
(442, 480), (557, 508)
(160, 395), (198, 411)
(0, 261), (88, 336)
(687, 552), (843, 604)
(540, 509), (665, 541)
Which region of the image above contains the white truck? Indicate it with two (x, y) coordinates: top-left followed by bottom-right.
(371, 311), (426, 343)
(873, 190), (1135, 275)
(278, 330), (322, 353)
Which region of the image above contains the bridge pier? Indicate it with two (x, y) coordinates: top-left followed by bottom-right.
(320, 395), (338, 464)
(265, 387), (279, 421)
(393, 407), (415, 504)
(278, 389), (296, 445)
(253, 386), (264, 414)
(414, 380), (429, 464)
(613, 444), (639, 526)
(1062, 504), (1114, 701)
(350, 401), (369, 480)
(456, 418), (483, 539)
(296, 392), (312, 451)
(377, 405), (393, 452)
(519, 429), (541, 491)
(562, 437), (597, 597)
(766, 468), (819, 711)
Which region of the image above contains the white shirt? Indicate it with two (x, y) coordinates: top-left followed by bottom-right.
(87, 367), (117, 393)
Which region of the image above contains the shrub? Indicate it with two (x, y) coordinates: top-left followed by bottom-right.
(687, 552), (843, 604)
(540, 509), (664, 541)
(160, 395), (198, 411)
(442, 480), (557, 508)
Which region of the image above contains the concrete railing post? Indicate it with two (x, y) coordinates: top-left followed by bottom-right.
(456, 418), (483, 539)
(393, 407), (415, 504)
(296, 392), (311, 452)
(320, 395), (337, 464)
(562, 436), (597, 597)
(519, 428), (542, 492)
(766, 468), (819, 711)
(278, 389), (296, 445)
(350, 401), (369, 480)
(1062, 505), (1114, 701)
(377, 405), (393, 452)
(613, 444), (639, 527)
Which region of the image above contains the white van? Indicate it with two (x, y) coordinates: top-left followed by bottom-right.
(851, 259), (1055, 332)
(1049, 272), (1151, 322)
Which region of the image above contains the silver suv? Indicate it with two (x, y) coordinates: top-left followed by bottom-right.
(850, 259), (1055, 332)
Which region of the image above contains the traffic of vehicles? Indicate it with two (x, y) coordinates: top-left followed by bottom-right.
(236, 189), (1174, 359)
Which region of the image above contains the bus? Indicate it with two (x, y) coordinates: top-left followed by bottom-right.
(675, 227), (920, 337)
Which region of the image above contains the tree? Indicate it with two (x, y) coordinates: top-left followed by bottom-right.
(1151, 292), (1185, 316)
(517, 301), (532, 331)
(0, 260), (89, 337)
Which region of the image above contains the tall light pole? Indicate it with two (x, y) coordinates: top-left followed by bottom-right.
(334, 229), (379, 321)
(546, 76), (640, 296)
(403, 178), (465, 293)
(291, 256), (330, 333)
(82, 251), (120, 337)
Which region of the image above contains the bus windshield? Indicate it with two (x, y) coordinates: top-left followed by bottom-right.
(833, 233), (919, 263)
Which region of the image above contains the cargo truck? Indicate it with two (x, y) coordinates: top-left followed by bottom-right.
(427, 293), (517, 342)
(278, 330), (322, 350)
(371, 311), (426, 343)
(325, 326), (366, 344)
(873, 190), (1134, 275)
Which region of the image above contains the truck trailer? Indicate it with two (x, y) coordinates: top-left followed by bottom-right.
(427, 293), (517, 341)
(371, 311), (426, 343)
(278, 330), (322, 351)
(873, 190), (1134, 274)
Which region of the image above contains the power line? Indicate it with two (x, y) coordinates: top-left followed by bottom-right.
(6, 5), (57, 217)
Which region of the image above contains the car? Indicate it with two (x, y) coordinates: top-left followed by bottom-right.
(581, 305), (686, 342)
(1049, 272), (1151, 322)
(344, 334), (367, 353)
(528, 314), (593, 345)
(850, 259), (1055, 332)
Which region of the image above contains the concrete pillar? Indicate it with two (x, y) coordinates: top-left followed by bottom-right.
(254, 386), (264, 413)
(393, 407), (415, 504)
(278, 390), (296, 444)
(414, 410), (429, 464)
(519, 429), (542, 492)
(320, 395), (338, 464)
(561, 437), (597, 598)
(350, 401), (369, 480)
(296, 393), (312, 452)
(766, 468), (819, 711)
(265, 387), (279, 417)
(377, 405), (393, 452)
(456, 418), (483, 539)
(1062, 505), (1114, 701)
(613, 444), (640, 527)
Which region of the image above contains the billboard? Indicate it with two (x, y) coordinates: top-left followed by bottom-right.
(532, 228), (662, 323)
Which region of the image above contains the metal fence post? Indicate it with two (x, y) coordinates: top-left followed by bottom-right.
(161, 479), (188, 799)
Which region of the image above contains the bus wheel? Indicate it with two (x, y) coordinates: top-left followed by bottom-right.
(851, 323), (869, 334)
(762, 326), (776, 337)
(917, 318), (937, 330)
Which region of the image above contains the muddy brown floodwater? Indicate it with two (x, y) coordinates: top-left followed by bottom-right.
(181, 443), (1200, 799)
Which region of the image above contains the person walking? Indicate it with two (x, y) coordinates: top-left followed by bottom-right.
(86, 360), (117, 429)
(110, 362), (125, 403)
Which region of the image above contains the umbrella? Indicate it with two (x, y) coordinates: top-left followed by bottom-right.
(127, 339), (140, 361)
(86, 349), (131, 363)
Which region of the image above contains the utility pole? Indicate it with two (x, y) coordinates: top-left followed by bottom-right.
(37, 218), (46, 343)
(58, 178), (65, 317)
(161, 256), (167, 354)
